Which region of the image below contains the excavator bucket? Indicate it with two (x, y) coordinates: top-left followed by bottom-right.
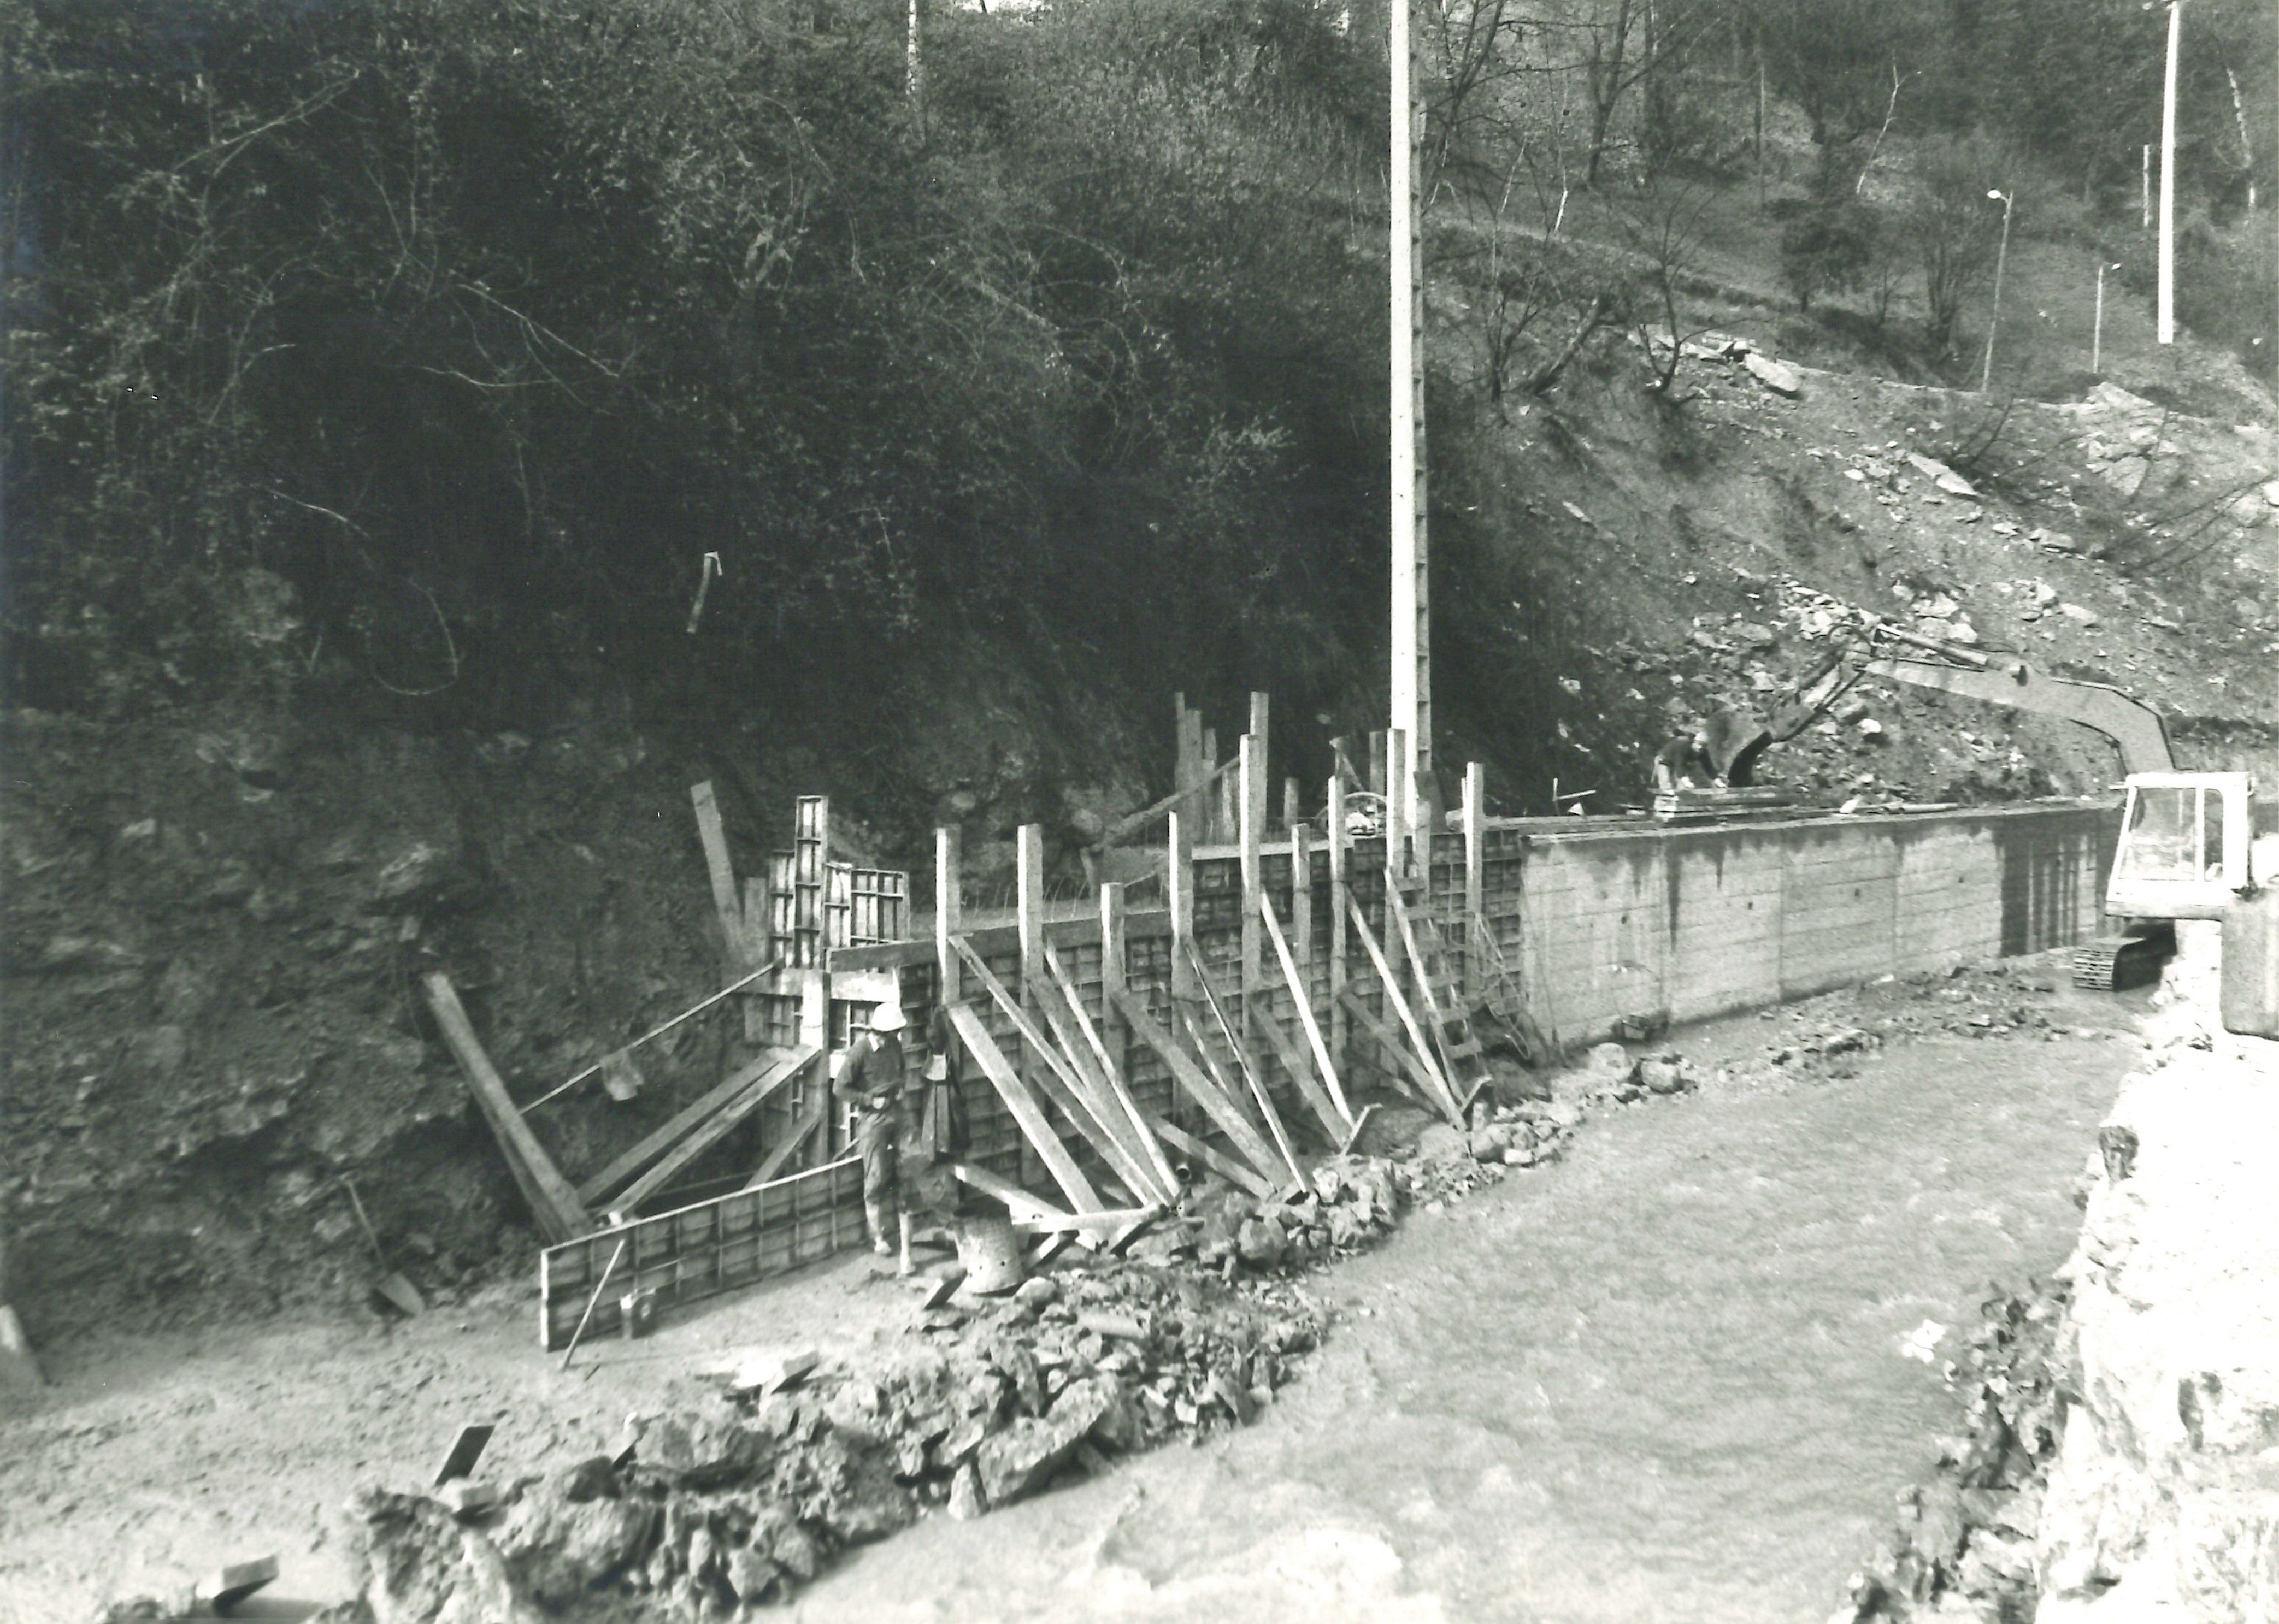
(1706, 709), (1772, 787)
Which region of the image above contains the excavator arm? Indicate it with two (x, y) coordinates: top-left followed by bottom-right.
(1707, 615), (2175, 783)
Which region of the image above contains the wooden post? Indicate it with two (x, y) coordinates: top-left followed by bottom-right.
(1283, 777), (1300, 837)
(1291, 820), (1314, 976)
(1249, 690), (1270, 794)
(1016, 825), (1046, 983)
(1169, 809), (1196, 1002)
(1175, 694), (1200, 805)
(1368, 730), (1388, 799)
(423, 974), (591, 1242)
(741, 875), (772, 1042)
(1100, 880), (1128, 1093)
(935, 826), (962, 1005)
(1217, 765), (1238, 849)
(1201, 727), (1218, 839)
(1463, 761), (1485, 999)
(1328, 774), (1349, 1076)
(1238, 734), (1263, 1037)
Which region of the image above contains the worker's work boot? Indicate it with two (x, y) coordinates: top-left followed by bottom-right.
(866, 1200), (893, 1256)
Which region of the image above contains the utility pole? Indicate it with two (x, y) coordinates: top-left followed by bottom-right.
(2157, 1), (2180, 345)
(2093, 262), (2121, 374)
(1981, 188), (2014, 393)
(1389, 0), (1430, 845)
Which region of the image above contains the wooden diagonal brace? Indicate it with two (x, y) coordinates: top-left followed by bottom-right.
(950, 938), (1155, 1198)
(946, 1004), (1103, 1215)
(1042, 941), (1178, 1197)
(424, 973), (591, 1243)
(1344, 901), (1462, 1121)
(1260, 895), (1352, 1125)
(1183, 942), (1305, 1189)
(1108, 989), (1284, 1190)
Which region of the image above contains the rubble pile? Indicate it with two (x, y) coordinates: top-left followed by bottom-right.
(298, 1170), (1375, 1620)
(1834, 1283), (2070, 1624)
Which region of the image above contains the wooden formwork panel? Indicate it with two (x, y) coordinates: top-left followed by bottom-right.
(537, 1155), (864, 1349)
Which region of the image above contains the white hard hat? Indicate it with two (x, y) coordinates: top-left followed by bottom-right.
(869, 1001), (908, 1033)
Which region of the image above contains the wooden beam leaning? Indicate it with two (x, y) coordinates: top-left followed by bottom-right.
(1043, 939), (1176, 1197)
(744, 1091), (827, 1190)
(609, 1046), (818, 1217)
(1244, 974), (1348, 1148)
(1103, 757), (1235, 849)
(691, 781), (753, 969)
(1184, 941), (1305, 1189)
(422, 973), (590, 1242)
(1338, 987), (1444, 1109)
(1343, 900), (1461, 1121)
(1261, 893), (1352, 1125)
(950, 937), (1157, 1200)
(1108, 989), (1282, 1188)
(950, 1159), (1070, 1226)
(1029, 960), (1168, 1201)
(943, 1007), (1102, 1215)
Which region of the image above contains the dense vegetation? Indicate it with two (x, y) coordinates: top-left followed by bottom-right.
(3, 0), (2272, 748)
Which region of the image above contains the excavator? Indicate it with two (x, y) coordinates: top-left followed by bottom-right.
(1703, 612), (2272, 990)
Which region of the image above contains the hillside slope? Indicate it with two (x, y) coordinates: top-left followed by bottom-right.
(5, 155), (2277, 1349)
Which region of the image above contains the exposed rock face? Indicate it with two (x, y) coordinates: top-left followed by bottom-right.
(2036, 926), (2279, 1623)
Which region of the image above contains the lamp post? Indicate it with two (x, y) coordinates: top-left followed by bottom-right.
(2093, 261), (2122, 374)
(1980, 188), (2015, 393)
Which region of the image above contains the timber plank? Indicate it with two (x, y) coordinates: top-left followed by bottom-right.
(1262, 895), (1352, 1124)
(1344, 901), (1462, 1120)
(744, 1089), (829, 1190)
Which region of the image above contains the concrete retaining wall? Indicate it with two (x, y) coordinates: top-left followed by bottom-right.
(1483, 801), (2119, 1047)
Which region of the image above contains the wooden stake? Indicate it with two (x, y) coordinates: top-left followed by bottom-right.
(1463, 761), (1485, 998)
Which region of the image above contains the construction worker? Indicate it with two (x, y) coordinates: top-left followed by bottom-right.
(833, 1000), (909, 1260)
(1653, 722), (1724, 794)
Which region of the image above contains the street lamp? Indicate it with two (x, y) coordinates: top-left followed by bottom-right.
(1980, 188), (2015, 393)
(2093, 261), (2123, 374)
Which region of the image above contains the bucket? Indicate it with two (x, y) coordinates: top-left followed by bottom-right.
(955, 1216), (1024, 1295)
(2221, 888), (2279, 1038)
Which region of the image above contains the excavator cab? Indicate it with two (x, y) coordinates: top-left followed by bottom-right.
(2107, 773), (2255, 922)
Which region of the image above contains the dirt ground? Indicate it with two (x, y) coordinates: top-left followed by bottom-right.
(0, 948), (2145, 1624)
